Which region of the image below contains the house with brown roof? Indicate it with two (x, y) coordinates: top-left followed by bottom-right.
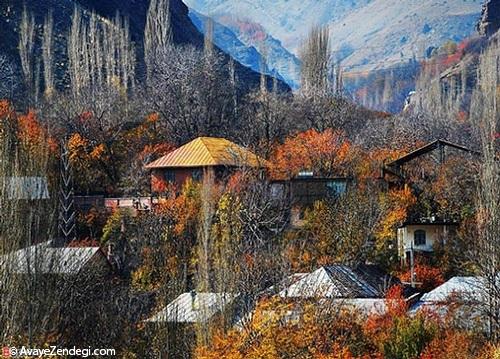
(145, 137), (265, 191)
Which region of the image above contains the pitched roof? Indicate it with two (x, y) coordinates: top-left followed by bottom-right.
(279, 264), (399, 299)
(410, 277), (490, 331)
(418, 276), (486, 303)
(0, 241), (103, 275)
(386, 139), (479, 168)
(146, 292), (238, 323)
(145, 137), (265, 169)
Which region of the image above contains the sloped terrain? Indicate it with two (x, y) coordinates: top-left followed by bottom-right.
(189, 10), (301, 88)
(186, 0), (483, 72)
(0, 0), (287, 99)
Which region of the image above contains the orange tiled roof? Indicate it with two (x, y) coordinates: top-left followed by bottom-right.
(145, 137), (265, 169)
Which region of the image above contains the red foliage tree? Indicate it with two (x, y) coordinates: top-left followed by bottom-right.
(399, 263), (445, 292)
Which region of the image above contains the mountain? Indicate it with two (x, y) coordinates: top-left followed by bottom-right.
(188, 11), (270, 78)
(184, 0), (371, 54)
(327, 0), (483, 71)
(184, 0), (483, 72)
(189, 10), (301, 88)
(0, 0), (287, 99)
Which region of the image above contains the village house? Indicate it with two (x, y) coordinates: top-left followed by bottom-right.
(234, 264), (418, 330)
(397, 218), (458, 264)
(278, 264), (401, 300)
(145, 137), (265, 191)
(146, 291), (240, 324)
(271, 173), (350, 227)
(384, 139), (479, 261)
(276, 264), (418, 315)
(382, 139), (479, 187)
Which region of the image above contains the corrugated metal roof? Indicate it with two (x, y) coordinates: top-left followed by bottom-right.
(410, 277), (490, 332)
(145, 137), (265, 169)
(417, 276), (486, 304)
(279, 265), (397, 299)
(146, 292), (238, 323)
(0, 241), (102, 275)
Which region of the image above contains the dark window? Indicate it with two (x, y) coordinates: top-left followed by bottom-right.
(192, 169), (202, 181)
(414, 230), (426, 246)
(164, 170), (175, 183)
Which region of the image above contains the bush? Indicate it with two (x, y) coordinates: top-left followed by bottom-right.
(383, 315), (437, 359)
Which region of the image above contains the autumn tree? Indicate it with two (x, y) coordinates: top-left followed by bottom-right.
(291, 184), (382, 271)
(239, 88), (293, 159)
(18, 7), (36, 104)
(196, 298), (370, 359)
(300, 25), (331, 96)
(0, 55), (17, 99)
(144, 0), (173, 81)
(271, 128), (353, 179)
(42, 11), (55, 98)
(68, 8), (135, 97)
(469, 34), (500, 342)
(147, 44), (235, 144)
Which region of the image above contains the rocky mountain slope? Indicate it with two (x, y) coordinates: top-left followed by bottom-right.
(185, 0), (371, 53)
(185, 0), (484, 77)
(189, 10), (301, 88)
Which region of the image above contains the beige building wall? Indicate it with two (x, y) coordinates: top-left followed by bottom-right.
(397, 224), (454, 260)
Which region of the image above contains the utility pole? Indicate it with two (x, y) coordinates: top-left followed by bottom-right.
(410, 243), (416, 288)
(58, 139), (76, 246)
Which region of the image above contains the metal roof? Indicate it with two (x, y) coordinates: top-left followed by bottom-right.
(386, 139), (479, 168)
(418, 276), (486, 303)
(0, 241), (102, 275)
(146, 292), (238, 323)
(410, 277), (491, 331)
(145, 137), (265, 169)
(279, 264), (398, 299)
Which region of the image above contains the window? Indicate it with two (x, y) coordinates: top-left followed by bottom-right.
(270, 183), (285, 199)
(414, 229), (426, 246)
(192, 169), (202, 182)
(164, 170), (175, 183)
(326, 180), (347, 196)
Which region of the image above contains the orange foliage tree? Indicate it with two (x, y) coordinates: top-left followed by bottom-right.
(271, 128), (353, 179)
(399, 262), (445, 292)
(420, 330), (480, 359)
(374, 187), (416, 266)
(131, 179), (202, 291)
(364, 285), (438, 359)
(195, 298), (369, 359)
(66, 111), (173, 194)
(0, 100), (57, 155)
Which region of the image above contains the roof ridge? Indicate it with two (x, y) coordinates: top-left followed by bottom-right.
(197, 137), (218, 164)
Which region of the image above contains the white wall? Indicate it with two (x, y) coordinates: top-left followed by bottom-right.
(397, 224), (453, 260)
